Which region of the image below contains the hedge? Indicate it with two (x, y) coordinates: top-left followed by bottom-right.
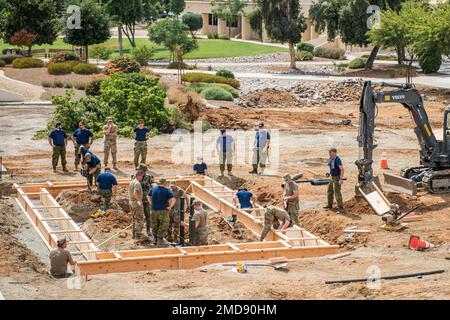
(73, 63), (100, 75)
(188, 82), (239, 98)
(0, 60), (5, 67)
(200, 86), (234, 101)
(216, 69), (235, 79)
(296, 50), (313, 61)
(348, 58), (366, 69)
(48, 62), (73, 75)
(313, 47), (346, 60)
(182, 72), (240, 88)
(297, 42), (314, 53)
(12, 57), (44, 68)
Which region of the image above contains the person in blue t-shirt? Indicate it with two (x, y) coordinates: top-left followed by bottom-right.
(72, 121), (94, 171)
(231, 188), (257, 222)
(147, 179), (175, 246)
(324, 147), (345, 214)
(132, 119), (151, 170)
(48, 121), (68, 173)
(80, 146), (101, 192)
(96, 167), (118, 210)
(193, 156), (208, 175)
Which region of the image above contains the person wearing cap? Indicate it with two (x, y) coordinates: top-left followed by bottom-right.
(96, 167), (118, 210)
(132, 119), (151, 170)
(80, 146), (102, 192)
(72, 121), (94, 172)
(137, 163), (154, 239)
(325, 147), (345, 213)
(48, 121), (68, 173)
(231, 187), (257, 222)
(49, 237), (76, 278)
(147, 178), (175, 246)
(103, 117), (118, 170)
(191, 200), (208, 245)
(128, 171), (147, 240)
(193, 156), (208, 176)
(250, 122), (271, 175)
(260, 206), (291, 241)
(216, 128), (235, 176)
(167, 181), (190, 243)
(283, 173), (300, 226)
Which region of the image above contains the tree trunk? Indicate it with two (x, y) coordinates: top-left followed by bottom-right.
(397, 46), (405, 65)
(228, 26), (231, 39)
(118, 26), (123, 56)
(288, 42), (296, 69)
(28, 45), (32, 57)
(365, 45), (379, 70)
(85, 45), (89, 63)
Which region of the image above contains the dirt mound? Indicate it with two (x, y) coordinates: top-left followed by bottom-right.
(179, 95), (204, 122)
(199, 106), (253, 129)
(244, 177), (284, 207)
(237, 89), (301, 109)
(0, 198), (47, 275)
(207, 211), (258, 244)
(92, 209), (132, 233)
(216, 175), (246, 190)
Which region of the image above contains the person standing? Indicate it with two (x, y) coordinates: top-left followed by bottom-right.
(128, 171), (147, 240)
(250, 122), (271, 175)
(216, 129), (235, 176)
(147, 178), (175, 247)
(193, 156), (208, 175)
(103, 117), (118, 170)
(132, 119), (150, 170)
(283, 174), (300, 226)
(48, 121), (68, 173)
(72, 121), (94, 172)
(49, 238), (77, 278)
(191, 199), (208, 245)
(80, 146), (101, 193)
(96, 167), (118, 211)
(167, 181), (190, 243)
(259, 206), (291, 241)
(324, 147), (345, 214)
(137, 163), (154, 239)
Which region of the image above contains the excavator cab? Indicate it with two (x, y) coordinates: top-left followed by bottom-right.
(445, 106), (450, 153)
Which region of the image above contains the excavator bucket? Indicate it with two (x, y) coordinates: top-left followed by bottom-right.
(383, 173), (417, 196)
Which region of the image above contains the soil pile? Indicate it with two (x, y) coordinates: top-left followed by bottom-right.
(207, 211), (258, 244)
(216, 175), (246, 190)
(199, 107), (253, 129)
(179, 95), (204, 122)
(237, 89), (301, 109)
(244, 177), (284, 207)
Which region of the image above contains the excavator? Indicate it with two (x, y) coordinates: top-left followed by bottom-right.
(355, 80), (450, 228)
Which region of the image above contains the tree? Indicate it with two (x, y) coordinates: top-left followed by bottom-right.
(309, 0), (402, 69)
(90, 45), (113, 65)
(212, 0), (246, 39)
(105, 0), (161, 48)
(9, 29), (39, 56)
(63, 0), (111, 62)
(148, 18), (198, 82)
(247, 9), (263, 41)
(161, 0), (186, 16)
(0, 0), (59, 52)
(182, 12), (203, 38)
(260, 0), (307, 69)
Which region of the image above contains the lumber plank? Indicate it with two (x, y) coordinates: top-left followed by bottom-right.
(328, 252), (352, 260)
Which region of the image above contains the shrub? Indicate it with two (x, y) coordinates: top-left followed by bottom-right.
(73, 63), (100, 75)
(53, 80), (64, 88)
(182, 72), (240, 88)
(0, 60), (5, 67)
(42, 80), (53, 88)
(418, 49), (442, 74)
(167, 61), (193, 70)
(207, 32), (219, 39)
(188, 83), (239, 98)
(47, 62), (73, 75)
(200, 86), (234, 101)
(131, 45), (155, 66)
(182, 12), (203, 38)
(74, 82), (87, 90)
(348, 58), (366, 69)
(313, 47), (346, 60)
(296, 50), (313, 61)
(104, 56), (141, 74)
(12, 57), (44, 68)
(297, 42), (314, 53)
(0, 54), (22, 65)
(51, 52), (79, 63)
(216, 69), (235, 79)
(63, 81), (73, 89)
(85, 78), (106, 96)
(90, 45), (113, 63)
(220, 35), (230, 40)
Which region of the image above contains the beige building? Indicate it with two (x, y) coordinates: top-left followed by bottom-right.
(184, 0), (322, 44)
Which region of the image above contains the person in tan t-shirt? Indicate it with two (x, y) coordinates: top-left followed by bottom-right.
(103, 117), (118, 170)
(49, 238), (76, 278)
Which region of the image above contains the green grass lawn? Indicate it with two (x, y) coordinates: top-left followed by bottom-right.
(0, 38), (287, 60)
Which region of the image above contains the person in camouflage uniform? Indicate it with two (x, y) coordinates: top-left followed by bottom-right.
(147, 178), (175, 247)
(167, 181), (190, 243)
(103, 117), (118, 170)
(192, 200), (208, 245)
(96, 167), (118, 211)
(128, 171), (147, 240)
(48, 121), (68, 173)
(283, 173), (300, 226)
(132, 120), (151, 170)
(137, 163), (154, 239)
(260, 206), (291, 241)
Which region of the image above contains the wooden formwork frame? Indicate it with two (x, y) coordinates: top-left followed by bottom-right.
(13, 176), (338, 276)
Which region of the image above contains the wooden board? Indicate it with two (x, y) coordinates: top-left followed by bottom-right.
(360, 188), (391, 215)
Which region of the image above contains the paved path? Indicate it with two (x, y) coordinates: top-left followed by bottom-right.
(0, 70), (44, 102)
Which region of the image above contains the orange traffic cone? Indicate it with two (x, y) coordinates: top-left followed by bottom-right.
(409, 235), (434, 251)
(380, 151), (389, 169)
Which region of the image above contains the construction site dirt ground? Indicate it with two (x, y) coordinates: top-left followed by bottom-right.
(0, 82), (449, 300)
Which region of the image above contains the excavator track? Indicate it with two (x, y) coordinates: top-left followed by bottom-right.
(423, 169), (450, 194)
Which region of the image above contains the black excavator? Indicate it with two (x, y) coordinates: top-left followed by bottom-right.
(356, 80), (450, 227)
